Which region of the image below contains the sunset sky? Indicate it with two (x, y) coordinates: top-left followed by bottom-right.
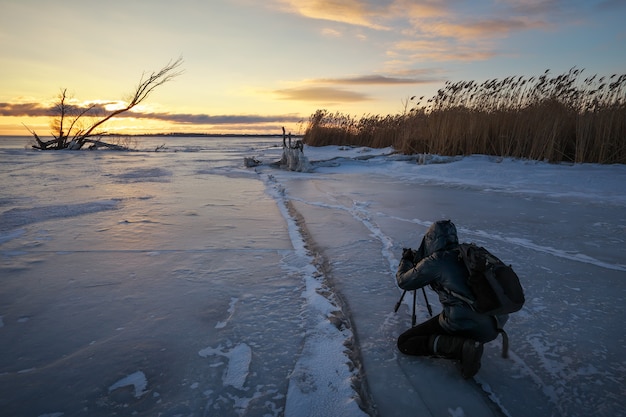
(1, 0), (625, 136)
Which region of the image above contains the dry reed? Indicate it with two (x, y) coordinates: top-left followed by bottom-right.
(303, 68), (626, 164)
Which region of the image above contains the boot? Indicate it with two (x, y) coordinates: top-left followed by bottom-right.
(429, 335), (483, 379)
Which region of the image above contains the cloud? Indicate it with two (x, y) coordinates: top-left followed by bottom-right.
(266, 0), (552, 70)
(0, 102), (52, 117)
(308, 74), (440, 85)
(392, 0), (449, 20)
(321, 28), (343, 37)
(391, 39), (499, 62)
(127, 112), (303, 125)
(427, 16), (548, 40)
(265, 0), (587, 70)
(0, 100), (126, 117)
(272, 0), (391, 30)
(272, 0), (583, 67)
(274, 86), (371, 102)
(272, 71), (444, 104)
(382, 0), (566, 65)
(273, 70), (445, 104)
(0, 101), (302, 126)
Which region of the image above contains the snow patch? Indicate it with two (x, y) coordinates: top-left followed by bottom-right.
(215, 297), (238, 329)
(198, 343), (252, 390)
(108, 371), (148, 398)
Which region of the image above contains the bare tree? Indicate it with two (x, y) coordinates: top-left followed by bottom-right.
(25, 57), (184, 150)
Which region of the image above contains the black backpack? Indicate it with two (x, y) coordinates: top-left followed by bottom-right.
(456, 243), (525, 315)
(455, 243), (525, 358)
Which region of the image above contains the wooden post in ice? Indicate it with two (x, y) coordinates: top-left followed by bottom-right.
(279, 127), (311, 172)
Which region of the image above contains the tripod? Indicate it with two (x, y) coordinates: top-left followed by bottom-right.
(394, 287), (433, 326)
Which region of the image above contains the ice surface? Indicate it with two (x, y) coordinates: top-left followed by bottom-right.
(0, 136), (624, 417)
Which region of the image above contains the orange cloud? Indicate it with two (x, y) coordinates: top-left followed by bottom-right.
(424, 16), (548, 40)
(321, 27), (343, 37)
(391, 38), (499, 62)
(270, 0), (558, 67)
(394, 0), (450, 20)
(272, 0), (390, 30)
(383, 1), (560, 66)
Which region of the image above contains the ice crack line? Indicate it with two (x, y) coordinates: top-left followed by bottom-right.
(262, 174), (368, 417)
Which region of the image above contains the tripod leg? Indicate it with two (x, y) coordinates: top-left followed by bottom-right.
(422, 287), (433, 317)
(394, 290), (407, 313)
(412, 290), (417, 326)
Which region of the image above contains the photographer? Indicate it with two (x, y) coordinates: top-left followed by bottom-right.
(395, 220), (507, 378)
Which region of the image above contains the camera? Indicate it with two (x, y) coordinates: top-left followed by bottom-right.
(402, 247), (423, 264)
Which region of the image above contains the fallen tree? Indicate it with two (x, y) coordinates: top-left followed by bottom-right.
(25, 57), (183, 150)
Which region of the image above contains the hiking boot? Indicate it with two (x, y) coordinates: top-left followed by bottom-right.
(460, 339), (483, 379)
(429, 335), (484, 379)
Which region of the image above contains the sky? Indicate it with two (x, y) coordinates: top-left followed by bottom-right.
(1, 0), (625, 136)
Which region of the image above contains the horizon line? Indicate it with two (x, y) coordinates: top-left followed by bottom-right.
(0, 132), (305, 138)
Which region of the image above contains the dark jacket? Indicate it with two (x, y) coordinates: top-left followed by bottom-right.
(396, 220), (506, 343)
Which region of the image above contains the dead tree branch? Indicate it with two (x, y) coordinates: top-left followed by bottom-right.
(26, 57), (184, 150)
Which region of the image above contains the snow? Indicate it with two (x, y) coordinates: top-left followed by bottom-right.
(0, 136), (624, 417)
(198, 343), (252, 390)
(108, 370), (149, 398)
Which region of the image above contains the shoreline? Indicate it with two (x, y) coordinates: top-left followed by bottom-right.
(0, 133), (303, 139)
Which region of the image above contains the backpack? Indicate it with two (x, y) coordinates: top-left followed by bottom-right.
(455, 243), (525, 358)
(456, 243), (525, 315)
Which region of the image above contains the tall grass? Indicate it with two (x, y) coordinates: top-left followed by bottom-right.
(303, 68), (626, 164)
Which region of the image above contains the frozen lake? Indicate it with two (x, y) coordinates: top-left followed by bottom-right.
(0, 136), (624, 417)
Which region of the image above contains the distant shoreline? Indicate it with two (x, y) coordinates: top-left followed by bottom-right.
(1, 133), (303, 139)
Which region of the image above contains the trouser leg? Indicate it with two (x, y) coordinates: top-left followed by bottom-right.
(397, 314), (484, 378)
(397, 315), (445, 356)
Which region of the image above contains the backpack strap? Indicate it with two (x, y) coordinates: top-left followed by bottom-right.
(492, 315), (509, 358)
(446, 288), (477, 309)
(498, 329), (509, 359)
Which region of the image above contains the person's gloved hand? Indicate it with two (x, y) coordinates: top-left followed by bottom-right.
(398, 248), (416, 274)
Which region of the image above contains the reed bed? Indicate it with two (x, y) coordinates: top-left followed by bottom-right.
(303, 68), (626, 164)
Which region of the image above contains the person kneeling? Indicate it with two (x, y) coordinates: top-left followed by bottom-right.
(396, 220), (507, 379)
